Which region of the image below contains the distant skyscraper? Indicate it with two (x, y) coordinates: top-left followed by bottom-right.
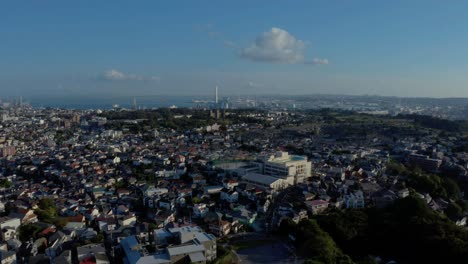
(215, 86), (218, 104)
(133, 97), (137, 110)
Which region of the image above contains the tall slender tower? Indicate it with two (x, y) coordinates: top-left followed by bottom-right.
(133, 97), (137, 110)
(215, 86), (219, 104)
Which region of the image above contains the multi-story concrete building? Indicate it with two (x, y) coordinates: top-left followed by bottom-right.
(260, 151), (312, 184)
(241, 172), (289, 193)
(408, 154), (442, 173)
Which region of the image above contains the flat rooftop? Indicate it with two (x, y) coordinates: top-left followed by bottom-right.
(167, 244), (205, 256)
(242, 172), (283, 185)
(194, 232), (216, 242)
(267, 152), (307, 164)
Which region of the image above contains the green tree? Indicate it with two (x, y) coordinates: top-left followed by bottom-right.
(192, 197), (202, 204)
(295, 220), (355, 264)
(52, 218), (69, 229)
(445, 202), (463, 220)
(114, 180), (126, 189)
(313, 196), (468, 263)
(19, 224), (41, 242)
(0, 179), (12, 188)
(35, 198), (58, 222)
(442, 178), (461, 199)
(91, 233), (104, 243)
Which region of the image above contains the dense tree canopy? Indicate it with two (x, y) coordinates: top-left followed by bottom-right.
(279, 219), (355, 264)
(315, 196), (468, 264)
(100, 108), (270, 132)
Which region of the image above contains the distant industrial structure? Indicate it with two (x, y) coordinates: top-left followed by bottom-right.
(207, 86), (230, 119)
(133, 97), (137, 110)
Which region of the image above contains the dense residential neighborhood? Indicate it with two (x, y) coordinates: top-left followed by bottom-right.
(0, 102), (466, 264)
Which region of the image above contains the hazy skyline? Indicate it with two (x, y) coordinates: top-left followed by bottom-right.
(2, 1), (468, 98)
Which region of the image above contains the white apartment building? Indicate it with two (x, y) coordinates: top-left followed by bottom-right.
(261, 151), (312, 184)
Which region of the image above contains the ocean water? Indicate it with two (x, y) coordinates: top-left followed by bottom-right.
(29, 95), (207, 109)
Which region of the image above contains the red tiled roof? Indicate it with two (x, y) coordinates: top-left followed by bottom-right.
(67, 214), (85, 222)
(38, 227), (56, 236)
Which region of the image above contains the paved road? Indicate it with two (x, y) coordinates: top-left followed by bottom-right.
(265, 186), (301, 232)
(236, 241), (302, 264)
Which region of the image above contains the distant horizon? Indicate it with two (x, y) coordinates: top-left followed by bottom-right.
(12, 93), (468, 101)
(0, 93), (461, 111)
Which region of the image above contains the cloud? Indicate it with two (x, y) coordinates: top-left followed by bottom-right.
(100, 69), (160, 81)
(224, 40), (237, 48)
(308, 58), (329, 65)
(240, 27), (306, 64)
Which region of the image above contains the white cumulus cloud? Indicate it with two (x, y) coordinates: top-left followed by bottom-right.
(100, 69), (160, 81)
(240, 27), (306, 64)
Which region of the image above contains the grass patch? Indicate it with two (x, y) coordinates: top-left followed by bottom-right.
(213, 251), (237, 264)
(213, 245), (237, 264)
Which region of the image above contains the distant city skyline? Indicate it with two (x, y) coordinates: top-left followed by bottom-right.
(2, 1), (468, 98)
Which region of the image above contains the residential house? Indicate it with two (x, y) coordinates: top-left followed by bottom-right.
(305, 200), (329, 215)
(193, 204), (209, 218)
(76, 243), (109, 264)
(0, 217), (21, 241)
(343, 190), (365, 209)
(119, 215), (137, 227)
(220, 189), (239, 203)
(9, 208), (38, 225)
(0, 250), (17, 264)
(209, 220), (231, 237)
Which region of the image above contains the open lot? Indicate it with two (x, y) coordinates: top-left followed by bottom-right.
(236, 240), (301, 264)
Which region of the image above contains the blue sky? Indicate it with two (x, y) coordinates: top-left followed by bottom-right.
(1, 0), (468, 98)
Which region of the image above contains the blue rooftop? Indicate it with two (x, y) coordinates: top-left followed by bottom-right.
(121, 235), (141, 264)
(291, 155), (306, 161)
